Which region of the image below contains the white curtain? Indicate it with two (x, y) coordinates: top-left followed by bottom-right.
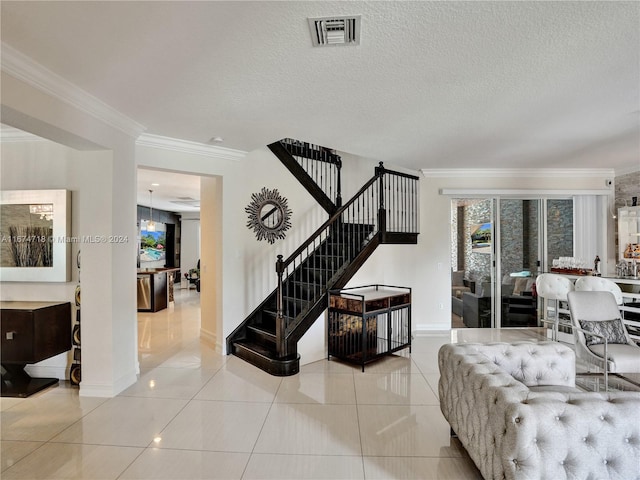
(573, 195), (608, 273)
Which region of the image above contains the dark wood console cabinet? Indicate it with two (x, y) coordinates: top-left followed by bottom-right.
(1, 301), (71, 397)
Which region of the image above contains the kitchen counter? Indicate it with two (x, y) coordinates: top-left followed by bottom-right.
(137, 268), (179, 312)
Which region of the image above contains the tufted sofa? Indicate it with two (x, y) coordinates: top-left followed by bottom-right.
(438, 341), (640, 480)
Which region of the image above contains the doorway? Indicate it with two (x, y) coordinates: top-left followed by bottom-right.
(452, 197), (575, 328)
(498, 199), (542, 329)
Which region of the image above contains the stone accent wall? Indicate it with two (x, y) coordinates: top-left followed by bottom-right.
(614, 171), (640, 260)
(451, 204), (458, 271)
(464, 200), (492, 282)
(499, 199), (540, 276)
(614, 171), (640, 210)
(500, 200), (524, 276)
(525, 200), (540, 272)
(546, 199), (573, 270)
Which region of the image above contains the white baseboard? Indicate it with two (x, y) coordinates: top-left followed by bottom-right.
(413, 329), (451, 336)
(414, 323), (451, 331)
(200, 327), (218, 350)
(79, 369), (137, 398)
(300, 348), (327, 366)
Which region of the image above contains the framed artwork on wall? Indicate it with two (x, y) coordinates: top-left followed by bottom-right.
(470, 221), (492, 254)
(139, 220), (166, 264)
(0, 189), (71, 282)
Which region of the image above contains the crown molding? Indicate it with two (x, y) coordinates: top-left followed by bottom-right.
(440, 188), (612, 198)
(136, 133), (246, 161)
(421, 168), (615, 178)
(1, 42), (146, 137)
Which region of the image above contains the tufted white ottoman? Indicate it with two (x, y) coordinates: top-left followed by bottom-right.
(438, 341), (640, 480)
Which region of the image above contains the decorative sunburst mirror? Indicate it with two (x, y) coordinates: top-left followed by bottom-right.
(245, 187), (292, 244)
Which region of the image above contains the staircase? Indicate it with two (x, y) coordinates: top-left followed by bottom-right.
(268, 138), (343, 214)
(226, 139), (419, 375)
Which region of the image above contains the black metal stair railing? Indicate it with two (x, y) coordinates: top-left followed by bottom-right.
(378, 163), (420, 236)
(225, 160), (420, 375)
(280, 138), (342, 207)
(269, 139), (342, 213)
(273, 164), (420, 357)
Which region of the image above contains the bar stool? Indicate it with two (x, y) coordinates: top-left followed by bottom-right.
(535, 273), (575, 341)
(574, 276), (623, 305)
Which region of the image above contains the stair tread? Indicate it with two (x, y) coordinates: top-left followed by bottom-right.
(289, 279), (324, 285)
(262, 309), (295, 319)
(282, 296), (310, 304)
(248, 324), (276, 336)
(233, 340), (300, 376)
(235, 340), (281, 360)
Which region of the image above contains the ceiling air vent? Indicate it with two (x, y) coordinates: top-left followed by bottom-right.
(308, 15), (361, 47)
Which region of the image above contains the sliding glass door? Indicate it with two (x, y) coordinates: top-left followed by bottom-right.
(452, 197), (575, 329)
(451, 198), (495, 328)
(498, 199), (541, 328)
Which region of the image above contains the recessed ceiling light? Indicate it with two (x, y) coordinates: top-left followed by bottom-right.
(209, 136), (224, 143)
(151, 183), (160, 186)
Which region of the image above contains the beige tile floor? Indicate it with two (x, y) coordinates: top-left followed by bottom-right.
(1, 289), (551, 479)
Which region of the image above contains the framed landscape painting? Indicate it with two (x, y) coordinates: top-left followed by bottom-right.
(139, 220), (166, 264)
(470, 222), (492, 254)
(0, 189), (71, 282)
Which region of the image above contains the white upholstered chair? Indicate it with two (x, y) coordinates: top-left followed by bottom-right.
(535, 273), (575, 341)
(567, 290), (640, 390)
(574, 276), (624, 305)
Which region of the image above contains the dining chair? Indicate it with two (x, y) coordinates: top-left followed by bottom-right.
(567, 290), (640, 390)
(574, 276), (624, 305)
(535, 273), (575, 341)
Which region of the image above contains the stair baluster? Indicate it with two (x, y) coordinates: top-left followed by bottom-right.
(226, 152), (420, 375)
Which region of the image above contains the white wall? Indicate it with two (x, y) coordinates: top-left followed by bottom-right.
(2, 71), (139, 397)
(199, 176), (221, 348)
(179, 212), (200, 273)
(0, 139), (111, 380)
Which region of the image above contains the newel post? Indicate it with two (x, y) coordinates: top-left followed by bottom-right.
(336, 157), (343, 208)
(376, 162), (387, 236)
(275, 255), (285, 356)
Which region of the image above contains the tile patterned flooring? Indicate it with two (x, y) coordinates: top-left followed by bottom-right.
(1, 290), (550, 479)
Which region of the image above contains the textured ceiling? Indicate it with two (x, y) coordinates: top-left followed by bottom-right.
(1, 1), (639, 172)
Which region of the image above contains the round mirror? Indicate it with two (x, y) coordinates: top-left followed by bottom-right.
(258, 201), (284, 231)
(246, 188), (292, 244)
